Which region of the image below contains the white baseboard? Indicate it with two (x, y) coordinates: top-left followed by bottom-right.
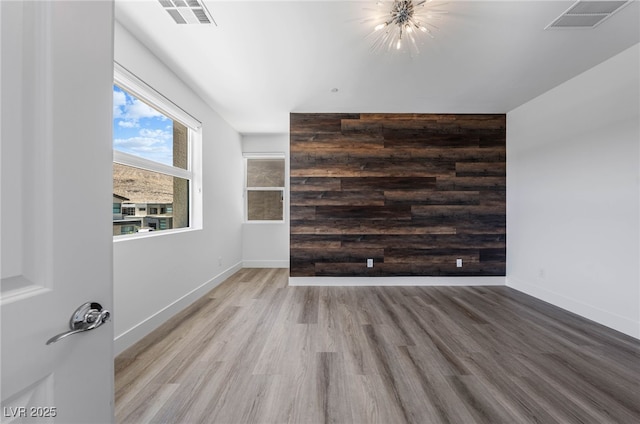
(243, 260), (289, 268)
(114, 261), (243, 356)
(507, 276), (640, 340)
(289, 276), (506, 286)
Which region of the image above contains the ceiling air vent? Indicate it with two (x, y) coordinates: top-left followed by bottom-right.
(158, 0), (216, 25)
(545, 0), (630, 29)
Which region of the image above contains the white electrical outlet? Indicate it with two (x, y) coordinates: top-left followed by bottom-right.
(367, 258), (374, 268)
(456, 258), (463, 267)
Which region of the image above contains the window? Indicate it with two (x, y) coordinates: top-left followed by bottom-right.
(244, 155), (285, 222)
(122, 207), (135, 216)
(113, 63), (202, 238)
(121, 225), (135, 235)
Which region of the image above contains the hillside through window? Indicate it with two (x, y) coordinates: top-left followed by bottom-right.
(112, 84), (192, 236)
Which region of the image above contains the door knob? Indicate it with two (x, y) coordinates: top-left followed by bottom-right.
(46, 302), (110, 345)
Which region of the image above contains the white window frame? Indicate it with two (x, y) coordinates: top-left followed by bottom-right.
(113, 62), (203, 239)
(243, 153), (286, 223)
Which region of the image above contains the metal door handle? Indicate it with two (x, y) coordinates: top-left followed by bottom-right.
(46, 302), (110, 345)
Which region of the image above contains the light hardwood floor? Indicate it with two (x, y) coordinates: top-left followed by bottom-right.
(115, 268), (640, 424)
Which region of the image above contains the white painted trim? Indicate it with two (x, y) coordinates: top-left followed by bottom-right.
(113, 226), (199, 242)
(243, 260), (290, 269)
(111, 72), (204, 235)
(243, 154), (286, 223)
(114, 261), (243, 356)
(289, 276), (506, 287)
(0, 282), (51, 306)
(113, 150), (192, 180)
(114, 61), (201, 130)
(507, 276), (640, 340)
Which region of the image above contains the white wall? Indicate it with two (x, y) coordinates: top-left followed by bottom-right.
(241, 133), (290, 268)
(507, 43), (640, 339)
(113, 22), (244, 355)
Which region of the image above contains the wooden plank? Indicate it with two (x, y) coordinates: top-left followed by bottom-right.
(290, 113), (360, 134)
(341, 119), (383, 134)
(479, 248), (507, 262)
(339, 234), (506, 250)
(290, 137), (385, 152)
(290, 177), (341, 192)
(411, 204), (505, 217)
(290, 206), (316, 221)
(436, 176), (506, 191)
(290, 221), (457, 235)
(358, 115), (505, 131)
(342, 177), (437, 191)
(384, 248), (480, 265)
(291, 161), (455, 178)
(384, 134), (481, 148)
(406, 146), (505, 162)
(315, 205), (412, 221)
(384, 190), (480, 206)
(291, 248), (384, 263)
(289, 234), (342, 249)
(292, 145), (504, 161)
(290, 191), (385, 207)
(456, 162), (506, 177)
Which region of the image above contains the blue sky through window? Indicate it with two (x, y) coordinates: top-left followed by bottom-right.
(113, 85), (173, 166)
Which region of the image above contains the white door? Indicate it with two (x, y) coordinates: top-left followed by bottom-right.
(1, 1), (114, 423)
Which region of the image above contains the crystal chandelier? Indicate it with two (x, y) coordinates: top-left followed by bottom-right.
(369, 0), (447, 52)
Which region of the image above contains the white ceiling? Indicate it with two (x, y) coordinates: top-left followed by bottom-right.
(115, 0), (640, 134)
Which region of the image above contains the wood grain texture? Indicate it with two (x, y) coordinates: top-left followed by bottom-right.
(115, 269), (640, 424)
(290, 113), (506, 277)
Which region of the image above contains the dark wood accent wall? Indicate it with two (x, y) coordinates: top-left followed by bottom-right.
(290, 113), (506, 277)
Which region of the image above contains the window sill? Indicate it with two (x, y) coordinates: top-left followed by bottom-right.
(113, 226), (201, 243)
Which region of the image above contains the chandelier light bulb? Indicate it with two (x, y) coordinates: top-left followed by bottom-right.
(375, 23), (386, 31)
(396, 39), (402, 49)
